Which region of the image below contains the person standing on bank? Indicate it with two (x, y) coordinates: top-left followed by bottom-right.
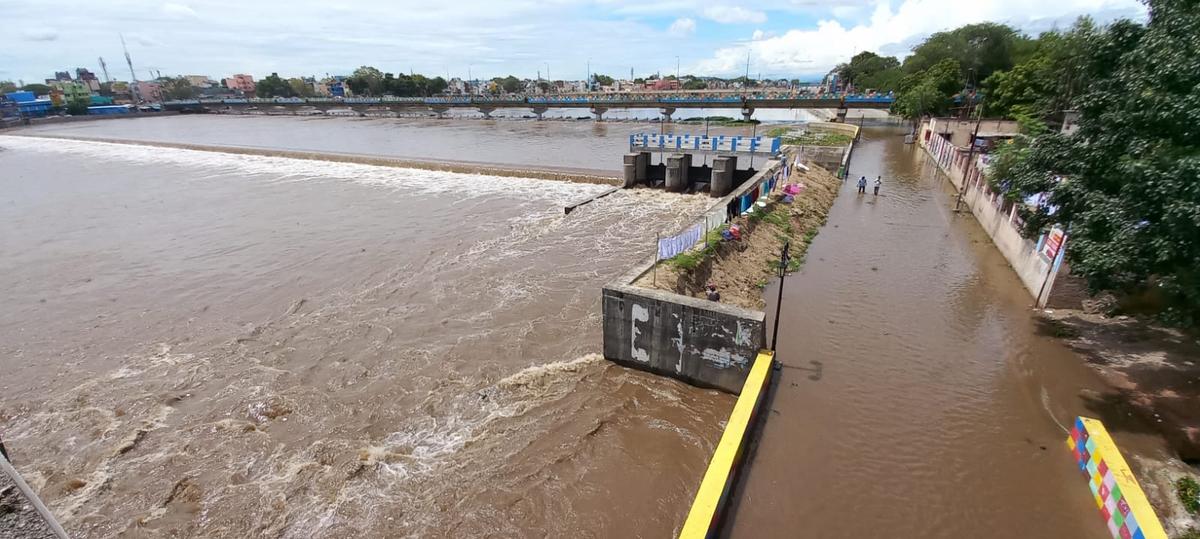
(874, 176), (882, 195)
(857, 176), (867, 194)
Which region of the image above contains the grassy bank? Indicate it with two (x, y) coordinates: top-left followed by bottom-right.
(632, 160), (842, 310)
(764, 126), (853, 146)
(676, 116), (760, 126)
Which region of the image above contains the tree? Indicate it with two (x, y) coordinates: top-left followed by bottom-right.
(982, 19), (1098, 122)
(161, 77), (195, 100)
(891, 58), (961, 118)
(902, 22), (1027, 84)
(495, 75), (521, 94)
(837, 51), (901, 91)
(593, 74), (615, 86)
(288, 78), (315, 98)
(346, 66), (384, 96)
(255, 73), (295, 98)
(21, 83), (52, 95)
(0, 80), (16, 93)
(66, 96), (90, 115)
(682, 79), (708, 90)
(993, 1), (1200, 326)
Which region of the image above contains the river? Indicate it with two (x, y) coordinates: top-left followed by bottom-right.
(0, 123), (731, 537)
(731, 127), (1167, 537)
(1, 117), (1161, 538)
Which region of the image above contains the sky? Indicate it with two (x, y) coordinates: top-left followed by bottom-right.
(0, 0), (1147, 85)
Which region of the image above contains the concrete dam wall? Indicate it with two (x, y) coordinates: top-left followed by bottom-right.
(602, 283), (765, 394)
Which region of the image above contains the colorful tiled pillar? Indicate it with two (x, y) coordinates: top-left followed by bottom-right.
(1068, 417), (1167, 539)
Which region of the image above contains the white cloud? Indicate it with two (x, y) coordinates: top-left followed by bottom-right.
(668, 17), (696, 36)
(21, 27), (59, 41)
(696, 0), (1146, 76)
(702, 5), (767, 24)
(162, 3), (198, 18)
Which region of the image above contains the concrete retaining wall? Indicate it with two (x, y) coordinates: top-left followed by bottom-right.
(602, 283), (765, 393)
(919, 125), (1069, 306)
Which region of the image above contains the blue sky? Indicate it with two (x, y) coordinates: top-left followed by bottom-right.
(0, 0), (1147, 85)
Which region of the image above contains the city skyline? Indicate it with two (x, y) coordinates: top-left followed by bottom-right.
(3, 0), (1147, 85)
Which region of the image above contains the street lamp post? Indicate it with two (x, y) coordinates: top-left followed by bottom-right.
(770, 241), (791, 351)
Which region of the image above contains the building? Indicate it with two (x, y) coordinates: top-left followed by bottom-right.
(650, 79), (680, 91)
(4, 91), (54, 117)
(53, 71), (72, 82)
(185, 75), (215, 88)
(134, 81), (163, 102)
(223, 74), (255, 95)
(53, 81), (92, 102)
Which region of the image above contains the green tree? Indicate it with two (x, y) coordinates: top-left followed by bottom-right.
(21, 83), (52, 95)
(255, 73), (295, 98)
(891, 58), (961, 118)
(993, 1), (1200, 326)
(902, 22), (1027, 84)
(346, 66), (384, 96)
(837, 51), (901, 91)
(983, 19), (1098, 122)
(66, 96), (90, 115)
(594, 74), (615, 86)
(496, 75), (522, 94)
(161, 77), (195, 101)
(682, 79), (708, 90)
(288, 78), (315, 98)
(0, 80), (16, 93)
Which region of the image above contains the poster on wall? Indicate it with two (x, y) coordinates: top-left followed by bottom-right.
(1041, 227), (1065, 261)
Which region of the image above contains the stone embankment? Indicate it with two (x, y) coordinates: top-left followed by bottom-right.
(633, 162), (842, 310)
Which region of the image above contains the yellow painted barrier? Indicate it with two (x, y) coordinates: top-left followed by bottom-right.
(679, 350), (775, 539)
(1068, 417), (1167, 539)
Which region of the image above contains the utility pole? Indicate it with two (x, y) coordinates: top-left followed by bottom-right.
(954, 116), (983, 212)
(744, 50), (751, 83)
(586, 59), (591, 91)
(675, 56), (680, 80)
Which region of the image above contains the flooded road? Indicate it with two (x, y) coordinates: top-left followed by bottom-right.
(730, 128), (1147, 537)
(0, 131), (732, 537)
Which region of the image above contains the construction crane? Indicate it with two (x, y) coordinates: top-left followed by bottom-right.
(120, 33), (140, 102)
(98, 57), (111, 82)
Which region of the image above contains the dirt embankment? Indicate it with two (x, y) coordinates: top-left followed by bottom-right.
(1039, 310), (1200, 535)
(633, 161), (842, 310)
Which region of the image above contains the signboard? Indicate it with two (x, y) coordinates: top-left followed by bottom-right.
(1041, 227), (1065, 261)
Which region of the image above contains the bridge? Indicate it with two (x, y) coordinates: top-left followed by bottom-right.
(162, 93), (894, 121)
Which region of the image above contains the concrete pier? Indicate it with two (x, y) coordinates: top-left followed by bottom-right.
(741, 107), (754, 122)
(659, 107), (676, 123)
(623, 152), (649, 188)
(711, 155), (736, 197)
(665, 153), (691, 192)
(429, 105), (449, 118)
(531, 106), (547, 120)
(477, 106), (495, 119)
(590, 105), (607, 121)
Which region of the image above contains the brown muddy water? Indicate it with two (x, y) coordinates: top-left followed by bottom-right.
(732, 128), (1175, 538)
(2, 118), (1175, 538)
(0, 130), (732, 538)
(16, 114), (787, 175)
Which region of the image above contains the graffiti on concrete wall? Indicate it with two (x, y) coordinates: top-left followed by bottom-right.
(631, 303), (650, 363)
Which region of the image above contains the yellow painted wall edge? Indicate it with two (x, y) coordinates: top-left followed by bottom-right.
(679, 350), (775, 539)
